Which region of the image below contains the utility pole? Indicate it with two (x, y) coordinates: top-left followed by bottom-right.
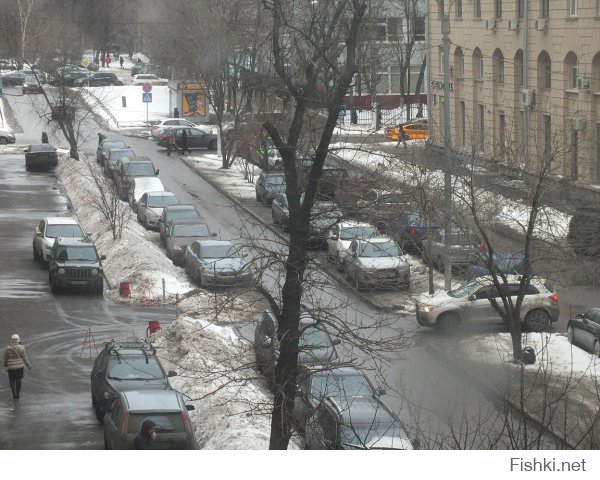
(442, 10), (453, 291)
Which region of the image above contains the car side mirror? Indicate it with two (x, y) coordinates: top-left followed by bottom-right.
(100, 254), (107, 260)
(186, 404), (195, 411)
(168, 370), (177, 377)
(211, 232), (217, 237)
(377, 388), (386, 397)
(468, 294), (476, 301)
(332, 338), (341, 346)
(575, 313), (583, 319)
(243, 252), (248, 258)
(155, 169), (159, 175)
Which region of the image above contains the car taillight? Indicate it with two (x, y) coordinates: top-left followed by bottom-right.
(159, 133), (167, 140)
(408, 227), (417, 237)
(181, 410), (193, 441)
(120, 411), (129, 442)
(549, 294), (558, 303)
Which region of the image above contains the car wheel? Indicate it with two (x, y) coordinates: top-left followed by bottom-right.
(209, 139), (217, 151)
(436, 312), (461, 333)
(524, 309), (550, 332)
(567, 325), (574, 345)
(437, 255), (444, 273)
(33, 243), (40, 261)
(94, 281), (104, 296)
(0, 137), (9, 145)
(50, 277), (60, 294)
(594, 341), (600, 357)
(94, 403), (105, 424)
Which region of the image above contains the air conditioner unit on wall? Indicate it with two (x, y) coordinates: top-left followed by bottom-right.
(535, 19), (548, 31)
(508, 19), (520, 31)
(485, 19), (497, 31)
(576, 76), (590, 90)
(573, 117), (587, 131)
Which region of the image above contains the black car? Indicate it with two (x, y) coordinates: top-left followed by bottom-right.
(254, 307), (340, 385)
(48, 236), (105, 295)
(96, 139), (127, 165)
(25, 144), (58, 171)
(49, 68), (89, 87)
(1, 70), (30, 86)
(104, 148), (136, 177)
(394, 211), (441, 253)
(255, 171), (285, 205)
(131, 62), (160, 77)
(156, 127), (217, 151)
(22, 75), (43, 94)
(567, 308), (600, 357)
(73, 72), (122, 87)
(91, 340), (177, 423)
(158, 204), (203, 244)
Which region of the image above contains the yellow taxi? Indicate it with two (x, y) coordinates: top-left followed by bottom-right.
(385, 119), (428, 141)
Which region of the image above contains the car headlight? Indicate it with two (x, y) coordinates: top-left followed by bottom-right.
(175, 246), (184, 252)
(419, 304), (433, 313)
(58, 268), (65, 275)
(91, 268), (98, 276)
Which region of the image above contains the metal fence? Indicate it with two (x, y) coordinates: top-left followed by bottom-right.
(338, 103), (428, 127)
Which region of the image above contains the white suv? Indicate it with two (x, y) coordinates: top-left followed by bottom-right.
(415, 275), (559, 332)
(33, 216), (86, 267)
(326, 220), (381, 268)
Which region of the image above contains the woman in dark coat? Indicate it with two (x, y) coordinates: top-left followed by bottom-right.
(134, 419), (158, 449)
(179, 129), (190, 155)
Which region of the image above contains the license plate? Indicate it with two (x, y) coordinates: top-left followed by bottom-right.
(70, 280), (89, 286)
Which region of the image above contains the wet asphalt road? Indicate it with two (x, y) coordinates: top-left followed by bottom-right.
(0, 150), (175, 449)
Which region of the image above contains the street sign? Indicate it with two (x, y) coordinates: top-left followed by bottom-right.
(142, 82), (153, 93)
(142, 92), (152, 103)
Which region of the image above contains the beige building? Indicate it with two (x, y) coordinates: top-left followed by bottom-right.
(427, 0), (600, 185)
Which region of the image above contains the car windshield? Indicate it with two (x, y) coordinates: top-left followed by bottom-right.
(109, 150), (135, 163)
(446, 233), (479, 245)
(300, 326), (331, 349)
(310, 371), (374, 399)
(125, 163), (155, 176)
(202, 245), (239, 259)
(148, 195), (179, 208)
(46, 224), (84, 238)
(447, 281), (482, 298)
(358, 241), (400, 258)
(340, 226), (379, 240)
(340, 421), (409, 450)
(172, 224), (210, 237)
(496, 255), (524, 271)
(266, 174), (285, 185)
(29, 144), (56, 152)
(56, 246), (97, 262)
(107, 356), (164, 380)
(166, 210), (199, 222)
(102, 141), (126, 151)
(312, 204), (342, 219)
(128, 413), (184, 435)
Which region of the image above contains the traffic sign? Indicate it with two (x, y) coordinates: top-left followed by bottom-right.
(142, 82), (153, 93)
(142, 92), (152, 103)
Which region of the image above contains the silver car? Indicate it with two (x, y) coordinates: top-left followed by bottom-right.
(344, 236), (411, 291)
(0, 127), (16, 145)
(184, 239), (252, 288)
(164, 219), (216, 266)
(428, 228), (480, 272)
(326, 220), (380, 268)
(415, 275), (560, 332)
(33, 216), (86, 267)
(137, 191), (180, 229)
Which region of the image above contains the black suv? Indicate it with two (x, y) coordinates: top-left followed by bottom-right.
(91, 340), (177, 423)
(114, 157), (159, 200)
(73, 72), (122, 87)
(48, 237), (105, 295)
(304, 395), (415, 450)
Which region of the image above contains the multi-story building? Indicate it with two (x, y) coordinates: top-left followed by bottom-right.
(427, 1), (600, 185)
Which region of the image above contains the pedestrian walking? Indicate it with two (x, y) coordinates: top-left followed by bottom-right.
(134, 419), (158, 449)
(4, 334), (32, 400)
(416, 103), (424, 118)
(119, 56), (124, 69)
(105, 54), (111, 68)
(166, 129), (176, 156)
(41, 132), (49, 143)
(98, 132), (106, 146)
(179, 129), (190, 155)
(173, 107), (180, 118)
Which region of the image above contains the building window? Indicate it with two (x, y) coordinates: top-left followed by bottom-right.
(514, 50), (523, 87)
(543, 114), (552, 167)
(475, 0), (481, 18)
(516, 0), (524, 18)
(572, 62), (579, 88)
(495, 0), (502, 18)
(541, 0), (550, 17)
(499, 113), (506, 158)
(390, 66), (401, 94)
(460, 101), (466, 146)
(456, 0), (463, 18)
(439, 0), (445, 18)
(473, 49), (483, 79)
(439, 47), (444, 73)
(454, 47), (464, 77)
(479, 104), (485, 152)
(493, 50), (505, 84)
(565, 52), (579, 89)
(537, 51), (552, 89)
(569, 0), (578, 16)
(597, 124), (600, 181)
(571, 129), (579, 179)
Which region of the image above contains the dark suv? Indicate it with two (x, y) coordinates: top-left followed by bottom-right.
(114, 157), (159, 200)
(73, 72), (122, 87)
(48, 237), (105, 295)
(91, 340), (177, 423)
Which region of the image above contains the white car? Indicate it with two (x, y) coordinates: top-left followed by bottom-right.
(344, 236), (411, 291)
(136, 191), (180, 230)
(131, 73), (168, 86)
(128, 176), (165, 211)
(415, 275), (560, 332)
(326, 220), (381, 268)
(33, 216), (87, 267)
(150, 118), (212, 139)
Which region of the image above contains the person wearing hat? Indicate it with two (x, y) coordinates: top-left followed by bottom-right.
(3, 334), (32, 400)
(135, 419), (158, 449)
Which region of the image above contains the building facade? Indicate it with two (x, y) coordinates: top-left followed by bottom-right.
(428, 0), (600, 185)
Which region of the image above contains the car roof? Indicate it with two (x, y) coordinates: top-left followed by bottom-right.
(196, 239), (232, 248)
(165, 204), (197, 212)
(120, 390), (184, 412)
(28, 144), (56, 152)
(338, 220), (377, 229)
(55, 236), (94, 246)
(170, 218), (208, 226)
(45, 216), (80, 225)
(145, 191), (176, 197)
(308, 365), (364, 377)
(332, 397), (397, 426)
(355, 236), (396, 244)
(467, 274), (547, 286)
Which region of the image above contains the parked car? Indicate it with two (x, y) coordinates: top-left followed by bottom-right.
(131, 62), (160, 77)
(96, 139), (127, 165)
(22, 75), (43, 94)
(184, 239), (252, 288)
(164, 219), (216, 266)
(104, 148), (136, 177)
(115, 158), (159, 200)
(129, 176), (165, 210)
(293, 365), (385, 432)
(91, 340), (177, 423)
(33, 216), (87, 267)
(136, 191), (180, 230)
(395, 211), (441, 253)
(326, 220), (380, 268)
(567, 308), (600, 356)
(255, 171), (286, 205)
(103, 389), (196, 450)
(0, 127), (16, 145)
(24, 144), (58, 171)
(384, 119), (428, 141)
(150, 118), (200, 139)
(158, 204), (203, 244)
(304, 395), (415, 450)
(48, 236), (105, 295)
(428, 228), (481, 272)
(254, 307), (340, 385)
(131, 73), (168, 86)
(156, 127), (217, 151)
(344, 236), (411, 291)
(467, 252), (528, 279)
(48, 67), (89, 87)
(73, 72), (122, 87)
(1, 69), (30, 86)
(415, 275), (559, 332)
